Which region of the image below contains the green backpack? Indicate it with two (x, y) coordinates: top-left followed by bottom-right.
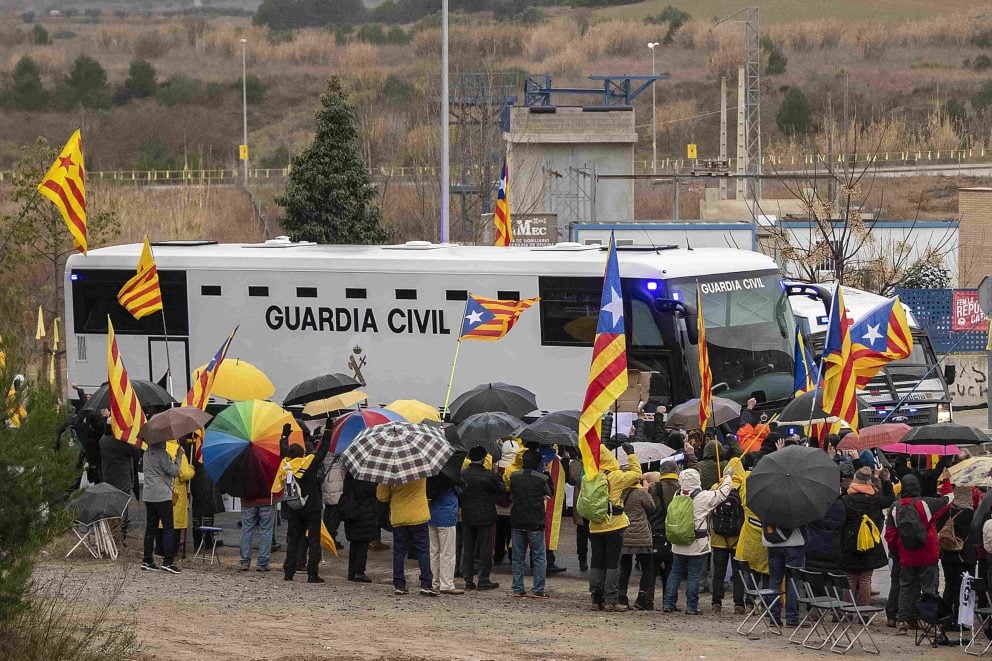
(576, 472), (610, 523)
(665, 490), (701, 546)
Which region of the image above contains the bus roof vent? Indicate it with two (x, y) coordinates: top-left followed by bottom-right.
(150, 240), (218, 247)
(243, 236), (316, 249)
(383, 240), (447, 250)
(531, 242), (600, 251)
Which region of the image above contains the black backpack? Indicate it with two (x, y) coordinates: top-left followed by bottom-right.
(711, 489), (745, 537)
(896, 498), (928, 550)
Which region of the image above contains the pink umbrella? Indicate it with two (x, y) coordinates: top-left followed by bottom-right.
(880, 442), (960, 456)
(838, 423), (912, 451)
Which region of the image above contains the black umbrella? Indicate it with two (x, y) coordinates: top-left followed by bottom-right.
(536, 409), (581, 431)
(903, 423), (991, 446)
(283, 373), (362, 407)
(455, 412), (521, 458)
(516, 421), (579, 448)
(82, 380), (177, 412)
(437, 445), (468, 486)
(70, 483), (132, 525)
(776, 390), (866, 426)
(747, 445), (840, 528)
(447, 382), (537, 424)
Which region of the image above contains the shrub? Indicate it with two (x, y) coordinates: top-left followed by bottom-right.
(383, 73), (413, 105)
(971, 29), (992, 49)
(51, 30), (76, 40)
(58, 54), (112, 111)
(4, 56), (49, 111)
(134, 30), (168, 59)
(762, 35), (787, 75)
(155, 75), (204, 106)
(776, 87), (813, 135)
(357, 23), (387, 44)
(972, 82), (992, 110)
(135, 140), (176, 170)
(386, 26), (410, 44)
(237, 74), (265, 104)
(20, 11), (34, 23)
(974, 54), (992, 71)
(260, 145), (290, 168)
(945, 98), (967, 123)
(124, 59), (158, 99)
(31, 24), (49, 45)
(646, 5), (690, 44)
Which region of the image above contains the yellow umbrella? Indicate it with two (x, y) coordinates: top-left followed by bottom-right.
(386, 399), (441, 424)
(191, 358), (274, 401)
(948, 456), (992, 488)
(303, 390), (368, 417)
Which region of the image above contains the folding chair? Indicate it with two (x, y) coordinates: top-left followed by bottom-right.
(66, 521), (100, 559)
(192, 525), (224, 565)
(825, 572), (882, 654)
(798, 568), (850, 650)
(915, 592), (956, 648)
(736, 559), (783, 636)
(786, 565), (814, 644)
(967, 578), (992, 656)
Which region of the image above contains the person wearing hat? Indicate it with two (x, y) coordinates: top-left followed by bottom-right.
(509, 448), (553, 599)
(840, 466), (894, 606)
(459, 446), (504, 591)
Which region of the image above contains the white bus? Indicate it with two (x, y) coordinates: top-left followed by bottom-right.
(788, 283), (954, 426)
(64, 239), (798, 412)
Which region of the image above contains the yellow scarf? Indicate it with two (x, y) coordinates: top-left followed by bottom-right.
(270, 454), (315, 494)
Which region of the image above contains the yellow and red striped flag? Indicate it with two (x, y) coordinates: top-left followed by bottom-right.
(185, 327), (238, 410)
(117, 238), (163, 320)
(494, 153), (512, 247)
(697, 288), (713, 432)
(459, 295), (538, 341)
(577, 234), (627, 477)
(107, 318), (146, 448)
(822, 285), (859, 430)
(38, 129), (87, 254)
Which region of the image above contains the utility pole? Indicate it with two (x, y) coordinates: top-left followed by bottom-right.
(736, 66), (745, 201)
(719, 75), (728, 200)
(240, 38), (248, 188)
(716, 7), (762, 201)
(440, 0), (450, 244)
(648, 42), (660, 175)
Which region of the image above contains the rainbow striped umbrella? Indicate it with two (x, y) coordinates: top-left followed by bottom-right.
(330, 407), (404, 454)
(203, 400), (304, 500)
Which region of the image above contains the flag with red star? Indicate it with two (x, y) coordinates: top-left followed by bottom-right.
(38, 129), (87, 254)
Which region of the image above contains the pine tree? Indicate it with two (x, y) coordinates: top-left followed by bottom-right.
(776, 87), (813, 136)
(276, 77), (389, 245)
(58, 54), (111, 111)
(6, 56), (49, 111)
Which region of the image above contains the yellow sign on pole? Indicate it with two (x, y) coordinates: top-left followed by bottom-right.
(687, 143), (698, 159)
(239, 144), (249, 161)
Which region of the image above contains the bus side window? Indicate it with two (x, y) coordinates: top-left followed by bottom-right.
(71, 269), (189, 335)
(537, 276), (599, 347)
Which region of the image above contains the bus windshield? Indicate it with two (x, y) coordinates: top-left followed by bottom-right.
(670, 273), (796, 405)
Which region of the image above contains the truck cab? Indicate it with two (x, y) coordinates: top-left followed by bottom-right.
(787, 283), (954, 427)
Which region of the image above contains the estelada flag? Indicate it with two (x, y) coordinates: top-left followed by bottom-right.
(38, 129), (87, 254)
(117, 238), (163, 320)
(107, 317), (146, 448)
(494, 153), (512, 247)
(849, 295), (913, 388)
(577, 233), (627, 477)
(697, 289), (713, 432)
(460, 294), (538, 341)
(821, 285), (859, 430)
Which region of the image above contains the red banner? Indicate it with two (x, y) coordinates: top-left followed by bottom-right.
(952, 290), (989, 332)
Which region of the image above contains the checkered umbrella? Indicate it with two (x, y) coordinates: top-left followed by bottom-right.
(340, 421), (455, 486)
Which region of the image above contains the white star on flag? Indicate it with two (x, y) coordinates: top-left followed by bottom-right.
(602, 288), (624, 328)
(862, 323), (882, 346)
(465, 310), (484, 325)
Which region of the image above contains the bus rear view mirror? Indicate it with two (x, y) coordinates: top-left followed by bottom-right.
(653, 298), (698, 344)
(944, 363), (956, 385)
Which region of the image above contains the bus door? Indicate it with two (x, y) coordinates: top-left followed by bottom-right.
(148, 336), (190, 396)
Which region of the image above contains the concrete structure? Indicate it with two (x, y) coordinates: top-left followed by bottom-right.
(699, 187), (806, 221)
(958, 187), (992, 287)
(570, 221), (755, 250)
(506, 106), (636, 240)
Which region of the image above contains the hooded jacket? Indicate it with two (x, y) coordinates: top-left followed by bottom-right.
(589, 446), (643, 535)
(698, 438), (742, 492)
(508, 450), (552, 531)
(671, 464), (735, 556)
(734, 468), (769, 575)
(163, 441), (194, 530)
(710, 465), (746, 550)
(100, 432), (142, 494)
(460, 462), (504, 526)
(340, 473), (380, 543)
(839, 479), (895, 572)
(321, 454), (346, 506)
(142, 443), (182, 503)
(804, 497), (844, 573)
(883, 474), (952, 568)
(620, 485), (655, 548)
(377, 478), (430, 527)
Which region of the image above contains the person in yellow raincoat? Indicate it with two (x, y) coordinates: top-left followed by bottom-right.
(158, 439), (195, 558)
(710, 459), (747, 614)
(734, 458), (769, 588)
(589, 443), (642, 612)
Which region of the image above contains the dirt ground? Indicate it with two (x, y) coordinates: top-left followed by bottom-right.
(39, 516), (972, 661)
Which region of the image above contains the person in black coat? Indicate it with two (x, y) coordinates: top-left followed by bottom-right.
(839, 467), (895, 606)
(935, 485), (976, 617)
(339, 472), (379, 582)
(279, 425), (331, 583)
(806, 497), (845, 574)
(460, 446), (504, 590)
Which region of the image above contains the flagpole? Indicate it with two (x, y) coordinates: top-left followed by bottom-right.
(441, 297), (471, 419)
(149, 242), (174, 398)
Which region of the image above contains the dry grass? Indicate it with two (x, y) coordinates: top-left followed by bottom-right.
(337, 42), (378, 73)
(768, 18), (847, 52)
(7, 46), (65, 74)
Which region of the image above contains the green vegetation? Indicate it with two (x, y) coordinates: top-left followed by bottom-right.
(645, 5), (690, 44)
(253, 0), (365, 30)
(762, 36), (787, 76)
(122, 59), (157, 100)
(776, 87), (813, 135)
(4, 57), (50, 111)
(135, 139), (176, 170)
(58, 54), (111, 111)
(276, 77), (390, 244)
(238, 74), (266, 105)
(31, 24), (49, 45)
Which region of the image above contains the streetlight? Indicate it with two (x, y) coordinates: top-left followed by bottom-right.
(647, 42), (660, 176)
(240, 38), (248, 188)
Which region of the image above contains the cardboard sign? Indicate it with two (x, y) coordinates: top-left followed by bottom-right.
(952, 290), (989, 332)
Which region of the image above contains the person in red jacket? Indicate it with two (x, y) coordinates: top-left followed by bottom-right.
(884, 472), (952, 635)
